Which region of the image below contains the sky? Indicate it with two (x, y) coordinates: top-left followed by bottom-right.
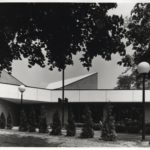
(11, 2), (136, 89)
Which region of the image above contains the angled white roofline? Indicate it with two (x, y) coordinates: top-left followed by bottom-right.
(0, 70), (25, 86)
(46, 72), (97, 90)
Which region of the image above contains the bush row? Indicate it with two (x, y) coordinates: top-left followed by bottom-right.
(0, 113), (13, 129)
(115, 119), (150, 134)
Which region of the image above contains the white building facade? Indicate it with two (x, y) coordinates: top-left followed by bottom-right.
(0, 71), (150, 126)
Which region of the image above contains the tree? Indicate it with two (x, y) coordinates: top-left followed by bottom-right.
(66, 111), (76, 136)
(0, 3), (125, 72)
(39, 106), (48, 133)
(19, 109), (28, 132)
(50, 110), (62, 135)
(115, 68), (150, 90)
(0, 113), (6, 129)
(80, 106), (94, 138)
(28, 107), (36, 132)
(120, 3), (150, 67)
(7, 113), (13, 129)
(115, 74), (135, 89)
(101, 103), (117, 141)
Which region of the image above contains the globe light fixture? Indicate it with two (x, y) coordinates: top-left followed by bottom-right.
(137, 62), (150, 141)
(137, 62), (150, 74)
(18, 85), (26, 106)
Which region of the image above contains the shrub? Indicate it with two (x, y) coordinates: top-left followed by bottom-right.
(0, 113), (6, 129)
(66, 111), (76, 136)
(101, 103), (117, 141)
(80, 106), (94, 138)
(50, 110), (62, 135)
(19, 109), (28, 132)
(39, 106), (48, 133)
(28, 107), (36, 132)
(7, 113), (13, 129)
(116, 119), (140, 134)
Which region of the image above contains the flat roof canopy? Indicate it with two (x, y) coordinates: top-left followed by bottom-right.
(0, 83), (149, 104)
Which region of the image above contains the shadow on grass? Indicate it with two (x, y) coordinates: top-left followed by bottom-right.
(0, 134), (61, 147)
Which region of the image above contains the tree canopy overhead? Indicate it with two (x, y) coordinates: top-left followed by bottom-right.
(0, 3), (125, 72)
(116, 3), (150, 89)
(121, 3), (150, 67)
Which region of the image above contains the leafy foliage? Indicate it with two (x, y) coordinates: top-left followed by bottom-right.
(28, 107), (37, 132)
(0, 3), (125, 72)
(50, 110), (62, 135)
(80, 106), (94, 138)
(120, 3), (150, 67)
(66, 111), (76, 136)
(0, 113), (6, 129)
(19, 109), (28, 132)
(39, 106), (48, 133)
(115, 74), (135, 89)
(115, 69), (150, 90)
(101, 103), (117, 141)
(7, 113), (13, 129)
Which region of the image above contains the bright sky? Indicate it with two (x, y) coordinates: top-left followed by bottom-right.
(12, 2), (136, 89)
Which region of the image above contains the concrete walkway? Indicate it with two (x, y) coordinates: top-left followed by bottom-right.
(0, 128), (149, 147)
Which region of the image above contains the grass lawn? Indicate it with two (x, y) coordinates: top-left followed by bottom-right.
(0, 128), (149, 147)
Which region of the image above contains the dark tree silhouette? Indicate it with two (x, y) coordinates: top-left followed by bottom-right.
(50, 110), (61, 135)
(19, 109), (28, 132)
(101, 103), (117, 141)
(7, 113), (13, 129)
(0, 3), (125, 72)
(0, 113), (6, 129)
(66, 111), (76, 136)
(39, 106), (48, 133)
(80, 106), (94, 138)
(28, 107), (37, 132)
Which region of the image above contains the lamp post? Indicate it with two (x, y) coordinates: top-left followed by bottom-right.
(58, 68), (67, 128)
(62, 68), (65, 127)
(137, 62), (150, 141)
(18, 85), (26, 108)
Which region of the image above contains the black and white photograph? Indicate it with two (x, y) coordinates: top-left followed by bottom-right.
(0, 0), (150, 147)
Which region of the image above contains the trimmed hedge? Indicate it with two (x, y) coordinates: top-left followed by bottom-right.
(50, 110), (61, 135)
(0, 113), (6, 129)
(116, 118), (140, 134)
(7, 113), (13, 129)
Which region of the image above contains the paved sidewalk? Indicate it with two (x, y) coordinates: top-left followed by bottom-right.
(0, 128), (149, 147)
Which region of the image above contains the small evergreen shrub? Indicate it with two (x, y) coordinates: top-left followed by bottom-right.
(28, 107), (36, 132)
(19, 109), (28, 132)
(7, 113), (13, 129)
(80, 106), (94, 138)
(101, 103), (117, 141)
(50, 110), (61, 135)
(39, 106), (48, 133)
(0, 113), (6, 129)
(66, 111), (76, 136)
